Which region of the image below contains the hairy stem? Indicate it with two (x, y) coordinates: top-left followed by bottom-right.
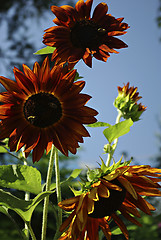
(23, 156), (30, 239)
(41, 144), (55, 240)
(53, 148), (62, 240)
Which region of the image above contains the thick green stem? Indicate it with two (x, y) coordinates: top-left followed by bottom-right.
(41, 144), (55, 240)
(53, 148), (62, 240)
(106, 110), (122, 167)
(23, 156), (30, 240)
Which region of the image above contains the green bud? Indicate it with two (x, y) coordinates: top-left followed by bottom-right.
(114, 82), (146, 122)
(87, 168), (102, 182)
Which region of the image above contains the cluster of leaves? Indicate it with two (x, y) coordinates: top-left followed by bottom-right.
(0, 149), (81, 239)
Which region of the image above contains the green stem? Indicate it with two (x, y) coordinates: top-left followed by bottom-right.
(41, 144), (55, 240)
(5, 147), (25, 162)
(53, 148), (62, 240)
(23, 156), (30, 240)
(27, 222), (37, 240)
(106, 110), (122, 167)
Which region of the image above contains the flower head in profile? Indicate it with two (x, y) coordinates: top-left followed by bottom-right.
(43, 0), (129, 68)
(0, 57), (98, 162)
(58, 160), (161, 240)
(114, 82), (146, 121)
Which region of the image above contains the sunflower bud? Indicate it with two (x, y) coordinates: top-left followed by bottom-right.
(87, 168), (102, 182)
(114, 82), (146, 121)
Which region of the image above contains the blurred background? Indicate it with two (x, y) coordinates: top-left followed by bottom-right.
(0, 0), (161, 239)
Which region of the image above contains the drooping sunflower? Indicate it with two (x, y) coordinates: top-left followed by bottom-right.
(114, 82), (147, 121)
(43, 0), (129, 68)
(0, 57), (98, 162)
(58, 162), (161, 240)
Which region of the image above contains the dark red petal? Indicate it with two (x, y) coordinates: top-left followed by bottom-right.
(75, 0), (86, 18)
(61, 5), (79, 22)
(51, 6), (68, 22)
(83, 51), (92, 68)
(13, 70), (33, 95)
(85, 0), (93, 19)
(23, 64), (39, 93)
(32, 130), (47, 163)
(92, 3), (108, 22)
(0, 76), (20, 93)
(111, 213), (129, 240)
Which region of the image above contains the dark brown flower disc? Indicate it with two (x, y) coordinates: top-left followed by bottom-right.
(24, 92), (62, 128)
(70, 20), (105, 50)
(88, 179), (126, 218)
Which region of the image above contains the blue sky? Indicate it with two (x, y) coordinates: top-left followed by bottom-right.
(1, 0), (161, 168)
(72, 0), (161, 168)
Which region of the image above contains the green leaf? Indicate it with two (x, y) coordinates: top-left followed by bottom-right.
(0, 146), (8, 153)
(74, 72), (83, 81)
(112, 224), (137, 235)
(87, 122), (111, 127)
(100, 157), (109, 173)
(0, 165), (42, 194)
(0, 189), (53, 222)
(0, 205), (9, 216)
(103, 119), (133, 144)
(69, 187), (82, 196)
(34, 46), (56, 55)
(111, 227), (122, 235)
(68, 169), (82, 180)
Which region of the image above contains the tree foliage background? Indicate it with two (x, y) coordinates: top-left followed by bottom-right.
(0, 0), (74, 78)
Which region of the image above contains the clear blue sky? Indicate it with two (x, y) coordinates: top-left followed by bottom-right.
(1, 0), (161, 168)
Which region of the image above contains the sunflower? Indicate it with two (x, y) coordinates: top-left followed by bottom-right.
(114, 82), (146, 121)
(43, 0), (129, 68)
(0, 57), (98, 162)
(58, 163), (161, 240)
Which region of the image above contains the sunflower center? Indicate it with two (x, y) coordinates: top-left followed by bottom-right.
(23, 92), (62, 128)
(70, 20), (106, 50)
(88, 179), (126, 218)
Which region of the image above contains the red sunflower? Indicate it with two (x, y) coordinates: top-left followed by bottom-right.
(43, 0), (129, 68)
(0, 57), (98, 162)
(58, 164), (161, 240)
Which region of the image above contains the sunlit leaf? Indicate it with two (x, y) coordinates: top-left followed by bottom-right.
(100, 157), (109, 173)
(103, 119), (133, 144)
(34, 46), (55, 55)
(0, 189), (53, 222)
(0, 205), (9, 216)
(0, 146), (8, 153)
(68, 169), (82, 179)
(0, 165), (42, 194)
(111, 225), (137, 235)
(87, 122), (111, 127)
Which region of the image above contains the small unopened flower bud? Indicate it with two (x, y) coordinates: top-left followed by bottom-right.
(87, 168), (102, 182)
(114, 82), (146, 121)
